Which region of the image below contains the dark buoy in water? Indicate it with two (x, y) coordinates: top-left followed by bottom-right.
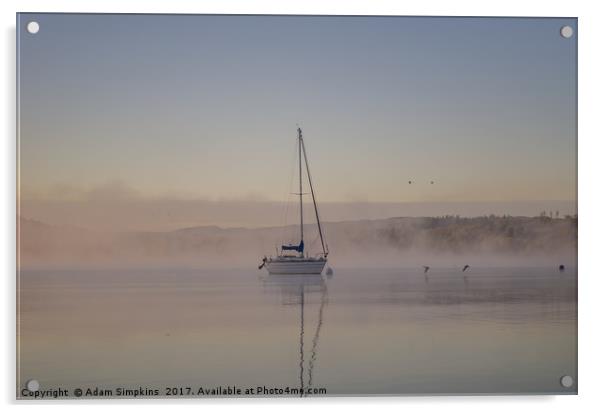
(325, 267), (334, 276)
(462, 265), (470, 272)
(559, 264), (565, 272)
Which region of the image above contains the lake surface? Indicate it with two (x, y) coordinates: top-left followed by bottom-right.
(17, 266), (577, 397)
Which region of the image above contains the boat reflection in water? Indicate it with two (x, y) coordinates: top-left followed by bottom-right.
(260, 273), (329, 397)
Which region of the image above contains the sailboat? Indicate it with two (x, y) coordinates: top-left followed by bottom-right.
(259, 127), (328, 275)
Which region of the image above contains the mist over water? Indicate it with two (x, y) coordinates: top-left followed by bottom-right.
(18, 202), (577, 396)
(18, 214), (576, 270)
(17, 213), (577, 396)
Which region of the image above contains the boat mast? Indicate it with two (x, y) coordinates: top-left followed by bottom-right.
(300, 130), (328, 257)
(298, 127), (304, 252)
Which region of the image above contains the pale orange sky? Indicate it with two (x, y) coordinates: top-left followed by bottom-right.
(19, 15), (576, 207)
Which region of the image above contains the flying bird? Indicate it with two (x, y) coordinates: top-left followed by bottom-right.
(423, 266), (430, 274)
(559, 264), (565, 272)
(462, 265), (470, 272)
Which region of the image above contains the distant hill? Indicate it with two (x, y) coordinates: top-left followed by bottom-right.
(18, 215), (577, 268)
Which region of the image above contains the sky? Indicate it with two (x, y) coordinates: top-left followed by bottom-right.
(18, 14), (577, 227)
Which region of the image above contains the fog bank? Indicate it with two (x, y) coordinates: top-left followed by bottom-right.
(19, 215), (577, 269)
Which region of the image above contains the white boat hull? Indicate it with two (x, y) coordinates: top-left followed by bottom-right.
(265, 258), (327, 275)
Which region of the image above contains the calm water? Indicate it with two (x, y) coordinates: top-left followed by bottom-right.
(17, 267), (577, 397)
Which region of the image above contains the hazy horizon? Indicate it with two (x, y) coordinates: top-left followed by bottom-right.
(20, 194), (576, 231)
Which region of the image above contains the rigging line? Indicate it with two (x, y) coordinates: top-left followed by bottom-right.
(308, 283), (328, 387)
(300, 136), (328, 256)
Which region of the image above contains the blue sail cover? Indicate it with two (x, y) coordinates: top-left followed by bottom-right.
(282, 240), (304, 253)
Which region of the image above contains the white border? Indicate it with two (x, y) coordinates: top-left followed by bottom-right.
(3, 1), (601, 412)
